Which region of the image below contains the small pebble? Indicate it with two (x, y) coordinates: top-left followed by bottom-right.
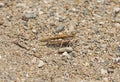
(114, 23), (120, 27)
(114, 7), (120, 13)
(58, 47), (73, 53)
(0, 18), (4, 25)
(83, 62), (90, 67)
(104, 0), (110, 5)
(83, 9), (89, 15)
(31, 57), (37, 64)
(97, 0), (104, 3)
(100, 44), (107, 48)
(38, 60), (44, 68)
(0, 55), (1, 59)
(24, 21), (28, 27)
(116, 46), (120, 52)
(70, 51), (77, 57)
(0, 2), (5, 7)
(99, 22), (104, 25)
(50, 11), (54, 16)
(22, 12), (36, 21)
(103, 60), (109, 65)
(107, 68), (114, 73)
(59, 17), (64, 22)
(38, 9), (44, 15)
(32, 29), (37, 34)
(31, 48), (37, 51)
(68, 24), (75, 34)
(55, 25), (64, 33)
(114, 18), (120, 23)
(43, 0), (49, 3)
(61, 51), (71, 59)
(103, 78), (109, 82)
(16, 3), (26, 8)
(113, 57), (120, 63)
(91, 26), (97, 31)
(8, 74), (14, 80)
(101, 68), (107, 75)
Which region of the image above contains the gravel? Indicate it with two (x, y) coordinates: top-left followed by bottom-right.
(0, 2), (5, 7)
(22, 12), (36, 21)
(16, 3), (26, 9)
(38, 60), (45, 68)
(101, 68), (107, 75)
(116, 46), (120, 55)
(114, 7), (120, 13)
(55, 25), (65, 33)
(113, 57), (120, 63)
(58, 47), (73, 53)
(61, 51), (71, 59)
(50, 11), (54, 16)
(0, 0), (120, 82)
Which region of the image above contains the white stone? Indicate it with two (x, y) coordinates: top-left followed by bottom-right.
(114, 7), (120, 13)
(62, 51), (71, 59)
(101, 68), (107, 75)
(32, 29), (37, 33)
(16, 3), (26, 8)
(38, 8), (44, 15)
(31, 57), (37, 64)
(31, 48), (36, 51)
(103, 77), (109, 82)
(23, 11), (36, 19)
(0, 55), (2, 59)
(38, 60), (44, 68)
(0, 2), (5, 7)
(97, 0), (104, 3)
(99, 22), (104, 25)
(115, 23), (120, 27)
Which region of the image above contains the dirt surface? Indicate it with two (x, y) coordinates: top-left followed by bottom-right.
(0, 0), (120, 82)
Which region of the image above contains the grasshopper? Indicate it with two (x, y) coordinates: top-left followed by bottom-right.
(40, 32), (76, 46)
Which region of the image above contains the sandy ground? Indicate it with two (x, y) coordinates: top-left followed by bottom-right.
(0, 0), (120, 82)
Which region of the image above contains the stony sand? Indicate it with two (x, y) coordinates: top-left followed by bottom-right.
(0, 0), (120, 82)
